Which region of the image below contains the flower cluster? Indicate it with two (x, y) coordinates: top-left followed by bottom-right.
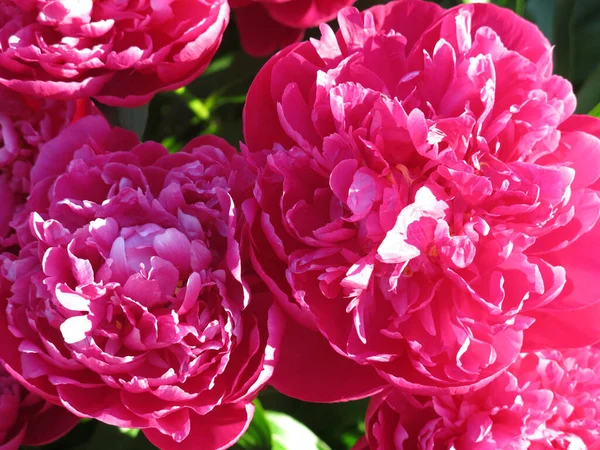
(0, 0), (600, 449)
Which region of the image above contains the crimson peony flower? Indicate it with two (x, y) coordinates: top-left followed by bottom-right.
(241, 0), (600, 401)
(0, 86), (92, 252)
(0, 115), (282, 450)
(231, 0), (354, 56)
(358, 347), (600, 449)
(0, 0), (229, 107)
(0, 257), (79, 450)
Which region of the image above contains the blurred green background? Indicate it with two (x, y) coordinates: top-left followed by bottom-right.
(25, 0), (600, 449)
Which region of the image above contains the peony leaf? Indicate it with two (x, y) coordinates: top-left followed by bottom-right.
(265, 411), (331, 450)
(95, 103), (149, 140)
(589, 101), (600, 118)
(77, 423), (154, 450)
(235, 400), (272, 449)
(119, 428), (141, 438)
(524, 0), (555, 39)
(553, 0), (600, 87)
(117, 104), (150, 140)
(576, 64), (600, 114)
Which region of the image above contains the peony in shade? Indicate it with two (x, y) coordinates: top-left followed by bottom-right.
(358, 346), (600, 449)
(0, 115), (283, 450)
(0, 86), (92, 252)
(241, 0), (600, 401)
(0, 365), (80, 450)
(232, 0), (355, 56)
(0, 256), (79, 450)
(0, 0), (229, 107)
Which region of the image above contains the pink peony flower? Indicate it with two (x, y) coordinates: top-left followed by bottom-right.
(0, 255), (80, 450)
(241, 0), (600, 401)
(0, 115), (283, 450)
(231, 0), (354, 56)
(0, 0), (229, 107)
(0, 86), (92, 252)
(358, 347), (600, 449)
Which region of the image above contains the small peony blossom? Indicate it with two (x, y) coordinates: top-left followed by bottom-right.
(0, 86), (92, 252)
(0, 0), (229, 107)
(0, 116), (282, 450)
(241, 0), (600, 401)
(358, 346), (600, 449)
(0, 256), (79, 450)
(0, 367), (80, 450)
(232, 0), (355, 56)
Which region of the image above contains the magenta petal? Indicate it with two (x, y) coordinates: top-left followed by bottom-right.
(56, 385), (149, 429)
(270, 316), (386, 402)
(21, 405), (80, 446)
(524, 223), (600, 350)
(234, 3), (304, 57)
(144, 403), (254, 450)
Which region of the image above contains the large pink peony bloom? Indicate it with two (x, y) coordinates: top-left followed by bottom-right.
(231, 0), (354, 56)
(241, 0), (600, 401)
(0, 256), (79, 450)
(358, 347), (600, 449)
(0, 0), (229, 107)
(0, 115), (283, 450)
(0, 86), (92, 252)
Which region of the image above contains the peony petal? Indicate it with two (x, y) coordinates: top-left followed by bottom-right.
(270, 316), (386, 402)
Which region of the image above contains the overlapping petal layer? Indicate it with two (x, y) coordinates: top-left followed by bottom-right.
(0, 86), (92, 252)
(0, 116), (282, 450)
(359, 346), (600, 449)
(242, 0), (600, 399)
(0, 0), (229, 106)
(0, 257), (79, 450)
(232, 0), (354, 56)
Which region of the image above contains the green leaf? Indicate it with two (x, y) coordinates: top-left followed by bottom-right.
(588, 101), (600, 117)
(22, 419), (97, 450)
(575, 63), (600, 113)
(265, 411), (331, 450)
(95, 103), (149, 140)
(75, 423), (154, 450)
(117, 104), (150, 140)
(203, 52), (236, 76)
(525, 0), (556, 40)
(553, 0), (600, 86)
(260, 389), (368, 450)
(119, 428), (141, 438)
(235, 400), (272, 450)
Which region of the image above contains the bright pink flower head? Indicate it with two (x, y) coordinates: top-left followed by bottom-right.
(359, 347), (600, 449)
(0, 255), (79, 450)
(232, 0), (355, 56)
(0, 86), (92, 252)
(242, 0), (600, 401)
(0, 115), (282, 450)
(0, 0), (229, 107)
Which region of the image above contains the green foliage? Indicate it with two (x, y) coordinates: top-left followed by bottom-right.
(266, 412), (331, 450)
(235, 401), (272, 449)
